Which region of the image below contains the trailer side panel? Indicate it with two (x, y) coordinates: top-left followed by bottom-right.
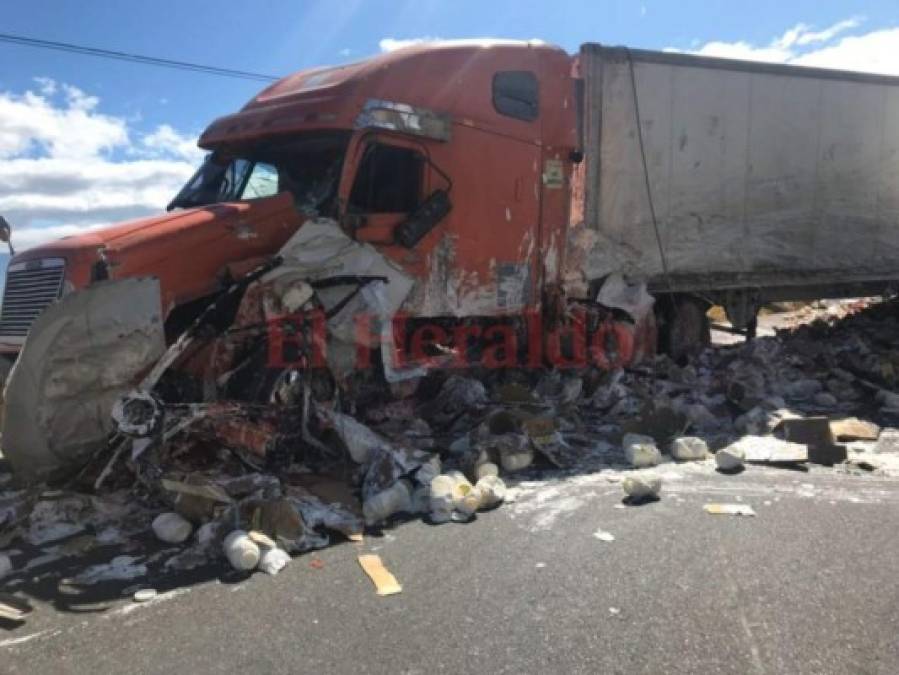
(573, 44), (899, 294)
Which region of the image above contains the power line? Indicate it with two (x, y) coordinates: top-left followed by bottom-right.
(0, 32), (281, 82)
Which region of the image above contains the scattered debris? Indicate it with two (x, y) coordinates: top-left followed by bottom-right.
(1, 288), (898, 596)
(74, 556), (148, 584)
(358, 554), (402, 596)
(259, 547), (291, 576)
(728, 435), (808, 464)
(363, 480), (413, 526)
(623, 433), (662, 468)
(152, 512), (194, 544)
(223, 531), (261, 572)
(476, 475), (507, 509)
(132, 588), (157, 603)
(593, 529), (615, 542)
(777, 418), (851, 466)
(622, 475), (662, 501)
(715, 446), (746, 472)
(0, 594), (32, 622)
(703, 504), (757, 517)
(874, 429), (899, 454)
(830, 417), (880, 442)
(0, 552), (11, 578)
(670, 437), (709, 461)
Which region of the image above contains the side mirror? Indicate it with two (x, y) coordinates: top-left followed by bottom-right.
(394, 190), (452, 248)
(0, 216), (14, 255)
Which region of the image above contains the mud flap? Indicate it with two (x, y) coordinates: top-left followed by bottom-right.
(2, 278), (165, 483)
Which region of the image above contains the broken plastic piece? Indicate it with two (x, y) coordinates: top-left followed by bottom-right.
(593, 529), (615, 542)
(0, 553), (11, 579)
(703, 504), (756, 516)
(715, 446), (746, 472)
(133, 588), (157, 603)
(259, 547), (291, 576)
(596, 273), (655, 323)
(670, 437), (709, 461)
(0, 594), (33, 622)
(475, 475), (506, 509)
(494, 434), (534, 473)
(622, 474), (662, 500)
(476, 462), (499, 480)
(357, 554), (402, 596)
(728, 435), (807, 464)
(363, 479), (413, 526)
(151, 512), (193, 544)
(623, 433), (662, 468)
(429, 474), (455, 523)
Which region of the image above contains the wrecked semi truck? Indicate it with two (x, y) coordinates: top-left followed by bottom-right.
(2, 40), (899, 481)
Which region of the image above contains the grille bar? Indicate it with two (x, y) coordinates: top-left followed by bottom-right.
(0, 258), (66, 337)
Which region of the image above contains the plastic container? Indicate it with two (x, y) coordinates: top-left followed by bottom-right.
(363, 479), (413, 525)
(259, 547), (291, 575)
(223, 530), (261, 571)
(429, 474), (456, 523)
(476, 475), (507, 509)
(476, 462), (500, 480)
(151, 512), (193, 544)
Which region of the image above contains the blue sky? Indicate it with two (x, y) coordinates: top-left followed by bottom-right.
(2, 1), (897, 148)
(0, 0), (896, 251)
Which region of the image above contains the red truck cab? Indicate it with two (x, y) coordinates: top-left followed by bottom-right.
(0, 40), (579, 361)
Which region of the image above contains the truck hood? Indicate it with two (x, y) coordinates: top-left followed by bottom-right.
(6, 193), (304, 315)
(14, 202), (271, 260)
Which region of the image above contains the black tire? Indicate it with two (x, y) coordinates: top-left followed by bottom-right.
(659, 296), (710, 362)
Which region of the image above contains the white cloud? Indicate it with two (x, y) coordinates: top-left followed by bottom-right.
(790, 27), (899, 74)
(679, 17), (899, 76)
(141, 124), (205, 163)
(0, 78), (201, 250)
(0, 83), (127, 160)
(792, 18), (861, 46)
(379, 37), (439, 52)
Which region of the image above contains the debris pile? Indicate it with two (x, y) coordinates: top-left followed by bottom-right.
(3, 266), (899, 603)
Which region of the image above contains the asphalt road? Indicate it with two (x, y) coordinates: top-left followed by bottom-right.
(3, 464), (899, 674)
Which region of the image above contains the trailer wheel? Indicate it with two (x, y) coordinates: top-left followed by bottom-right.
(660, 296), (710, 363)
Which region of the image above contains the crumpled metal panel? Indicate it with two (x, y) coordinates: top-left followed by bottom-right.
(2, 277), (165, 483)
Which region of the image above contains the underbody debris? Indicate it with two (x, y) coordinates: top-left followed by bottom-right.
(3, 287), (899, 593)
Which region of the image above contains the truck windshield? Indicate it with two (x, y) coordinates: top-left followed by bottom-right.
(167, 132), (350, 215)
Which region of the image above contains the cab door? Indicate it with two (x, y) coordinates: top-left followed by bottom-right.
(338, 134), (431, 246)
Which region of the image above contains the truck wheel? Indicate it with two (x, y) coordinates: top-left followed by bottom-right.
(660, 296), (710, 363)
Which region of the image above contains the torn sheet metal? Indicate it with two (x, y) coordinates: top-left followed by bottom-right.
(2, 278), (165, 483)
(268, 218), (412, 344)
(596, 273), (655, 323)
(267, 218), (420, 381)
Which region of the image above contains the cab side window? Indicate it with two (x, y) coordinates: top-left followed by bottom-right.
(349, 143), (423, 213)
(492, 71), (539, 121)
(240, 162), (279, 199)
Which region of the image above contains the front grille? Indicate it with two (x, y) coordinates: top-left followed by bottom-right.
(0, 258), (66, 337)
